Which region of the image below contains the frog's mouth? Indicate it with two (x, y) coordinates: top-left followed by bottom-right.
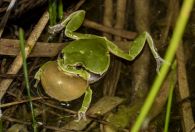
(87, 71), (105, 84)
(75, 64), (105, 84)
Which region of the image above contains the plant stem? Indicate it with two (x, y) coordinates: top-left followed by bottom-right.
(49, 0), (57, 26)
(19, 28), (37, 132)
(164, 61), (177, 132)
(58, 0), (63, 20)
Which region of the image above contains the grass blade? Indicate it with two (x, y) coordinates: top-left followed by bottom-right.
(19, 28), (37, 132)
(164, 61), (177, 132)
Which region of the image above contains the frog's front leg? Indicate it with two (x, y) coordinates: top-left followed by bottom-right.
(76, 86), (92, 121)
(106, 32), (164, 72)
(34, 67), (43, 88)
(49, 10), (101, 40)
(34, 61), (52, 87)
(49, 10), (85, 35)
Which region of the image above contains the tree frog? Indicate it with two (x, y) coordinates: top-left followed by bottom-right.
(34, 10), (163, 121)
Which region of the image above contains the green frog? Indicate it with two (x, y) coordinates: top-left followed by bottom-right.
(34, 10), (163, 120)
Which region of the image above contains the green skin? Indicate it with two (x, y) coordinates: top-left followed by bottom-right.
(35, 10), (163, 121)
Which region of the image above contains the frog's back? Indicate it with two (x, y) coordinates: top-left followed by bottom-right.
(62, 39), (110, 74)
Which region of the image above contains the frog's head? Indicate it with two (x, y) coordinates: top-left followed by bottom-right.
(57, 55), (106, 84)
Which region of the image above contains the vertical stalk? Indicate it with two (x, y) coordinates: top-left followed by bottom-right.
(164, 61), (176, 132)
(49, 0), (57, 26)
(58, 0), (64, 20)
(19, 28), (37, 132)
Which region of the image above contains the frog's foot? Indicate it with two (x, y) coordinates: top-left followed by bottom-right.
(155, 56), (170, 73)
(155, 56), (164, 72)
(75, 110), (87, 122)
(34, 80), (40, 88)
(48, 23), (65, 34)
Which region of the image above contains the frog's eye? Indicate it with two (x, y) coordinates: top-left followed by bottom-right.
(75, 65), (83, 70)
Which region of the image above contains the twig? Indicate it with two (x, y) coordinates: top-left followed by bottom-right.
(173, 1), (194, 131)
(111, 0), (126, 96)
(0, 39), (130, 57)
(83, 19), (137, 40)
(0, 97), (47, 108)
(102, 0), (113, 96)
(114, 0), (127, 41)
(131, 0), (150, 102)
(0, 39), (64, 57)
(103, 0), (127, 97)
(176, 42), (194, 131)
(73, 0), (86, 11)
(0, 10), (49, 99)
(103, 1), (130, 125)
(0, 73), (34, 79)
(2, 115), (75, 132)
(159, 0), (177, 47)
(2, 116), (31, 125)
(0, 0), (16, 38)
(102, 0), (113, 39)
(39, 101), (77, 115)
